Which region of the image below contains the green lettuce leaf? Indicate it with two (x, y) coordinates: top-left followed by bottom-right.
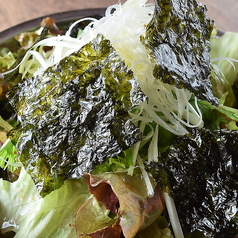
(0, 116), (13, 132)
(0, 168), (90, 238)
(210, 32), (238, 107)
(196, 99), (238, 130)
(0, 52), (16, 72)
(0, 167), (170, 238)
(14, 32), (40, 50)
(0, 138), (19, 172)
(211, 32), (238, 87)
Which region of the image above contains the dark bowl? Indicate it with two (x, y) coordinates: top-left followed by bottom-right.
(0, 8), (106, 48)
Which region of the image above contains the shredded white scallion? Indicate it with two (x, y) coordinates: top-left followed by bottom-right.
(65, 17), (98, 38)
(137, 156), (155, 197)
(147, 124), (159, 163)
(164, 192), (185, 238)
(211, 56), (238, 69)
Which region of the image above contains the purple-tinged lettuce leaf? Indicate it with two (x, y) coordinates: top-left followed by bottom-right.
(75, 172), (164, 238)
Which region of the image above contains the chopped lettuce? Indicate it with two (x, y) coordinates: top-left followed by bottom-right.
(0, 168), (90, 238)
(0, 52), (16, 72)
(210, 32), (238, 107)
(0, 167), (170, 238)
(0, 116), (13, 132)
(135, 222), (174, 238)
(189, 98), (238, 130)
(211, 32), (238, 87)
(0, 138), (20, 173)
(14, 32), (39, 50)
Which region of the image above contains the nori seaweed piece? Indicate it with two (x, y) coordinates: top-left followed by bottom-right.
(7, 34), (144, 195)
(141, 0), (218, 106)
(148, 128), (238, 237)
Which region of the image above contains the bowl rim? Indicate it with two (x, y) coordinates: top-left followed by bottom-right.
(0, 8), (106, 44)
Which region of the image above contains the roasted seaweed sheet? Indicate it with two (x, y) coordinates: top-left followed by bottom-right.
(142, 0), (218, 105)
(7, 34), (144, 195)
(149, 128), (238, 237)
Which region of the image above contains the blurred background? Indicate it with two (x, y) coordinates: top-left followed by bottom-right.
(200, 0), (238, 32)
(0, 0), (237, 32)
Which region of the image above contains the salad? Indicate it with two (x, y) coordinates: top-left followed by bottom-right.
(0, 0), (238, 237)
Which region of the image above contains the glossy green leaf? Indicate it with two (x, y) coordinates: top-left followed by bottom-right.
(0, 168), (90, 238)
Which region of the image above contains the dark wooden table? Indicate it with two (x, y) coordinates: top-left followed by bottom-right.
(0, 0), (237, 33)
